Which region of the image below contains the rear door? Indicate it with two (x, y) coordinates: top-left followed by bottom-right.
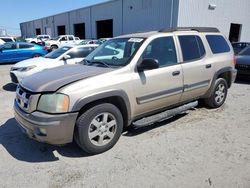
(17, 43), (35, 60)
(176, 34), (214, 102)
(132, 36), (184, 116)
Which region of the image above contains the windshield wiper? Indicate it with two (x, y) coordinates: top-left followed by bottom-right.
(90, 61), (111, 68)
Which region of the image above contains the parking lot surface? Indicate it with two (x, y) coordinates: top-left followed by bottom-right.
(0, 64), (250, 188)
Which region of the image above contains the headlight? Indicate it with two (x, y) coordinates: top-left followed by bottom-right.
(37, 93), (69, 113)
(18, 65), (37, 72)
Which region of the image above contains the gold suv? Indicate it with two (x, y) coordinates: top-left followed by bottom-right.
(14, 27), (237, 154)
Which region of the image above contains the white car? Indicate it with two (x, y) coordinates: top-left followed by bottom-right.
(25, 35), (51, 43)
(45, 35), (78, 51)
(0, 37), (15, 44)
(10, 44), (98, 83)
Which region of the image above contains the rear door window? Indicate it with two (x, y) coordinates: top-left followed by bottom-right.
(68, 47), (96, 58)
(206, 35), (230, 54)
(19, 44), (33, 49)
(178, 35), (205, 62)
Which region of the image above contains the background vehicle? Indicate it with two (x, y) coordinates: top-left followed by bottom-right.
(14, 27), (236, 155)
(25, 35), (51, 44)
(232, 42), (250, 54)
(45, 35), (78, 51)
(79, 39), (98, 45)
(10, 44), (98, 83)
(0, 39), (4, 45)
(0, 37), (16, 43)
(0, 42), (48, 64)
(235, 46), (250, 77)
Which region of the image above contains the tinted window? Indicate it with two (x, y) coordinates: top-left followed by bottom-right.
(206, 35), (230, 54)
(68, 47), (97, 58)
(1, 38), (13, 42)
(68, 36), (74, 41)
(239, 47), (250, 56)
(19, 44), (33, 49)
(142, 37), (177, 67)
(60, 37), (67, 41)
(44, 46), (72, 59)
(2, 43), (16, 50)
(179, 35), (205, 62)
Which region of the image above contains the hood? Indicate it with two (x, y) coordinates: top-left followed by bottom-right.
(20, 65), (114, 93)
(13, 57), (57, 68)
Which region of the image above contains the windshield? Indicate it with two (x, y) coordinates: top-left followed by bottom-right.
(83, 38), (144, 67)
(239, 47), (250, 56)
(51, 36), (60, 41)
(44, 46), (72, 59)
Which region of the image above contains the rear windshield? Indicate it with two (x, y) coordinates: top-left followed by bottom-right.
(206, 35), (230, 54)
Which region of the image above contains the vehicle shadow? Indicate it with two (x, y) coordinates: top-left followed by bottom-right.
(2, 83), (17, 92)
(123, 113), (187, 137)
(0, 118), (90, 163)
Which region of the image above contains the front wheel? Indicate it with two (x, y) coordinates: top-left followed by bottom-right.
(204, 78), (228, 108)
(74, 103), (123, 154)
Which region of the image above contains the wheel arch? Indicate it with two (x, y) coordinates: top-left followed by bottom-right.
(72, 90), (132, 127)
(204, 66), (233, 98)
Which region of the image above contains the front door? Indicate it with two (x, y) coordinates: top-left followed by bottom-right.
(132, 36), (183, 117)
(0, 43), (18, 62)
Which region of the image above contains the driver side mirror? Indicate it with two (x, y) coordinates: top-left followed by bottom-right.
(62, 55), (71, 61)
(137, 58), (159, 72)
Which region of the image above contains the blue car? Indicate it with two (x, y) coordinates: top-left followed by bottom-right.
(0, 42), (48, 64)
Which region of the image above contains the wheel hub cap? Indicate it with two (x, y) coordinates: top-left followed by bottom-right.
(88, 112), (117, 146)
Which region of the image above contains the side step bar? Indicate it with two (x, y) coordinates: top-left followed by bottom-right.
(133, 101), (198, 127)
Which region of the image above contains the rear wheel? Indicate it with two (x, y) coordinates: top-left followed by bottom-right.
(204, 78), (228, 108)
(74, 103), (123, 154)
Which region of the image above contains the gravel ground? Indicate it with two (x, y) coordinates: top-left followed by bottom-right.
(0, 64), (250, 188)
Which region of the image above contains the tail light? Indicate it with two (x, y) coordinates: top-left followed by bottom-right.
(42, 47), (48, 51)
(233, 55), (237, 66)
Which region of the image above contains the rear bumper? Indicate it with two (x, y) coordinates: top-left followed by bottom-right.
(14, 101), (78, 145)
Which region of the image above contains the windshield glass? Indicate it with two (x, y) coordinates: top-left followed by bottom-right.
(44, 46), (72, 59)
(84, 37), (144, 67)
(51, 36), (60, 41)
(239, 47), (250, 56)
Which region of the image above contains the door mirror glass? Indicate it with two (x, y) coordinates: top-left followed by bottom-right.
(137, 58), (159, 71)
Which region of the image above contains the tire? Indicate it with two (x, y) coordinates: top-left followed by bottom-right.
(74, 103), (123, 154)
(204, 78), (228, 108)
(32, 54), (41, 58)
(50, 45), (58, 51)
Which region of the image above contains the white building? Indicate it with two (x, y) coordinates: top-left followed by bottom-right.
(20, 0), (250, 42)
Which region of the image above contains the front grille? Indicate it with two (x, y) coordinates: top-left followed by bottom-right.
(236, 64), (250, 70)
(16, 86), (32, 111)
(10, 73), (18, 83)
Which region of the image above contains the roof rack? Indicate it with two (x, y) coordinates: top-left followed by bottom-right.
(159, 27), (220, 33)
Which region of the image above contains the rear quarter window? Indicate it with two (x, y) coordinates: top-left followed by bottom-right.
(206, 35), (230, 54)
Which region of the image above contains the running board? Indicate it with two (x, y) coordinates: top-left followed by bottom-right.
(133, 101), (198, 127)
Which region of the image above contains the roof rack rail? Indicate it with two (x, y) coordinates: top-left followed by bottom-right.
(159, 27), (220, 33)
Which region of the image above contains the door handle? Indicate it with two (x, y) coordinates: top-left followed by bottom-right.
(172, 71), (180, 76)
(206, 64), (212, 69)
